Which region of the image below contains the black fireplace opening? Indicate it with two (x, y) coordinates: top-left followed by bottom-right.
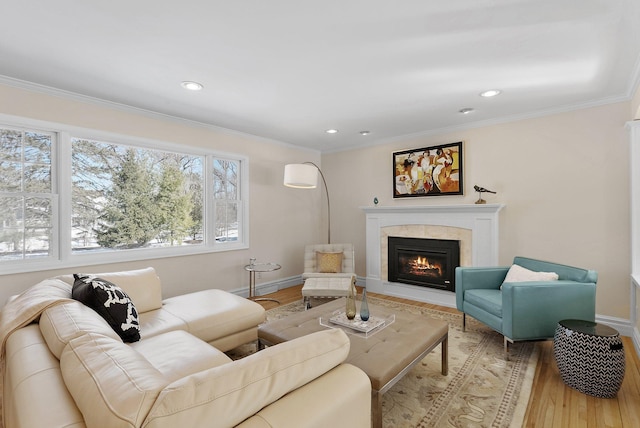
(388, 237), (460, 292)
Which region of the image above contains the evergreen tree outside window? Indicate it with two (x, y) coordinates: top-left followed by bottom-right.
(71, 138), (203, 252)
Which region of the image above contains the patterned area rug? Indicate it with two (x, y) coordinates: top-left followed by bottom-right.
(227, 297), (538, 428)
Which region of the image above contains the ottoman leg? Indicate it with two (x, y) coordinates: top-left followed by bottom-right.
(441, 335), (448, 376)
(371, 389), (383, 428)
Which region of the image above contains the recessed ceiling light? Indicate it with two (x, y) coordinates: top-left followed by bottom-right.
(459, 108), (475, 115)
(181, 81), (203, 91)
(480, 89), (501, 98)
(359, 131), (371, 136)
(325, 129), (339, 134)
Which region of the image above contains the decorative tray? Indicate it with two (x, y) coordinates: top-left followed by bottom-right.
(319, 310), (395, 338)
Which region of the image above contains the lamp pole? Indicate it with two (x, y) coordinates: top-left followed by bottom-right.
(303, 162), (331, 244)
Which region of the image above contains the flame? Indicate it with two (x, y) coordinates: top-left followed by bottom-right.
(410, 256), (442, 274)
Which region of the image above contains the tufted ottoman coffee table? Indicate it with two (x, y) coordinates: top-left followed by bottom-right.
(258, 297), (448, 428)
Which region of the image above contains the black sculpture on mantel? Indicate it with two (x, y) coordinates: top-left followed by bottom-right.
(474, 185), (496, 204)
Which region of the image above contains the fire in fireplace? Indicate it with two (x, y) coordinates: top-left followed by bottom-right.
(388, 237), (460, 292)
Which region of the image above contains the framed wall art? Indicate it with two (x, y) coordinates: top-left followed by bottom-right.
(393, 141), (463, 198)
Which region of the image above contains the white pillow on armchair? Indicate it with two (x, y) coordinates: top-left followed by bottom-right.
(501, 264), (559, 289)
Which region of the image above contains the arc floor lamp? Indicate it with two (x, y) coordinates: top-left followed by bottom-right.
(283, 162), (331, 244)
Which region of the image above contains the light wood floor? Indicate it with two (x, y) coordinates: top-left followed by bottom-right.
(256, 285), (640, 428)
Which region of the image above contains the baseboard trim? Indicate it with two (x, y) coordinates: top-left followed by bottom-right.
(235, 276), (637, 344)
(231, 275), (302, 298)
(595, 314), (633, 337)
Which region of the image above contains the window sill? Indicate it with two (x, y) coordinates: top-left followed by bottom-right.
(0, 242), (248, 276)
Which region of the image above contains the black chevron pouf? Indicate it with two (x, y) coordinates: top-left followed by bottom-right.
(553, 319), (625, 398)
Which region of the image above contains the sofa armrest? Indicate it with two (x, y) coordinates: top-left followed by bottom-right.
(236, 364), (371, 428)
(144, 328), (354, 428)
(455, 266), (509, 311)
(502, 280), (596, 340)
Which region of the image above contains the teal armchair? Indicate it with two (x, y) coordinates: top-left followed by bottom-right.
(455, 256), (597, 353)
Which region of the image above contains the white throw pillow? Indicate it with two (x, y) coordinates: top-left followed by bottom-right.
(501, 264), (559, 289)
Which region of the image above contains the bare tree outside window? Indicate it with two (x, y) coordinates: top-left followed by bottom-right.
(213, 159), (239, 242)
(0, 127), (53, 260)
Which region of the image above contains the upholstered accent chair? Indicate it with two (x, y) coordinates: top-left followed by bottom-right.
(455, 256), (597, 354)
(301, 243), (356, 309)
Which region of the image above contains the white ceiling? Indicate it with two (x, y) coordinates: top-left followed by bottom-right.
(1, 1), (640, 152)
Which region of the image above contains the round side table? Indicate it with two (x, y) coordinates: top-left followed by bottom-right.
(553, 319), (625, 398)
(244, 262), (281, 304)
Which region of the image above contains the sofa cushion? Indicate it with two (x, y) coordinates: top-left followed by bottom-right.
(465, 289), (503, 318)
(138, 307), (189, 339)
(72, 274), (141, 342)
(57, 267), (163, 313)
(39, 300), (122, 359)
(60, 332), (168, 428)
(129, 330), (232, 384)
(160, 289), (265, 344)
(144, 328), (350, 428)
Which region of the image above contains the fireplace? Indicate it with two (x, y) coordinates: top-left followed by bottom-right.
(363, 204), (503, 306)
(388, 237), (460, 292)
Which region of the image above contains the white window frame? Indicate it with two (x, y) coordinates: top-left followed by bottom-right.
(0, 114), (249, 275)
(0, 123), (59, 268)
(209, 155), (245, 245)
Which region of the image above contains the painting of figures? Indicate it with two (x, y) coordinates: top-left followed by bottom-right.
(393, 142), (463, 198)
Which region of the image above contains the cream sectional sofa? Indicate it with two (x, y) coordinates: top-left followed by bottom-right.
(1, 268), (371, 428)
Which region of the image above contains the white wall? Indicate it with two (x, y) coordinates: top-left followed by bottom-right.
(324, 102), (631, 320)
(1, 82), (634, 323)
(0, 83), (323, 304)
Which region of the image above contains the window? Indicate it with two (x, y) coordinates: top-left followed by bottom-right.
(71, 138), (204, 252)
(0, 126), (56, 261)
(213, 158), (240, 242)
(0, 119), (248, 274)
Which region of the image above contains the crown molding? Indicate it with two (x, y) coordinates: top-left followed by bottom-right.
(0, 75), (316, 155)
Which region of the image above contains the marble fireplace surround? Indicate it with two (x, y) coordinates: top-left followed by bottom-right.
(362, 204), (504, 308)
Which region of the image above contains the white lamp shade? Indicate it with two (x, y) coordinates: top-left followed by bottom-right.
(284, 163), (318, 188)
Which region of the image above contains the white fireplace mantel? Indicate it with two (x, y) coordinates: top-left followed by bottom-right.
(361, 204), (504, 216)
(362, 204), (504, 307)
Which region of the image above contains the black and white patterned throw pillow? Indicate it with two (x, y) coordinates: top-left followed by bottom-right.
(72, 274), (141, 342)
